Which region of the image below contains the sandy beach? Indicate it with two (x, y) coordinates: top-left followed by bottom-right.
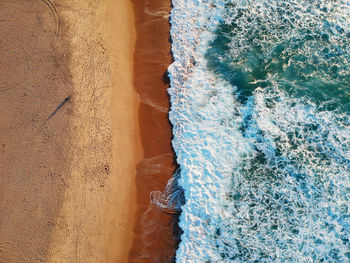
(0, 0), (142, 262)
(129, 0), (178, 261)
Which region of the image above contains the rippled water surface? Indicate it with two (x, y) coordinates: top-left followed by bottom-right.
(168, 1), (350, 262)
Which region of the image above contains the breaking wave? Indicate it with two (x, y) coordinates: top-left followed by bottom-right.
(168, 0), (350, 262)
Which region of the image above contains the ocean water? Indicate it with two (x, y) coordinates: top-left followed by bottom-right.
(167, 0), (350, 262)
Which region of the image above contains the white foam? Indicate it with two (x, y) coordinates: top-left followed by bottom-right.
(168, 0), (350, 262)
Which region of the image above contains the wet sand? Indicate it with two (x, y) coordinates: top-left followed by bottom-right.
(0, 0), (176, 261)
(128, 0), (179, 261)
(0, 0), (141, 262)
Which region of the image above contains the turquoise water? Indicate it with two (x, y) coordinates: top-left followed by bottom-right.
(206, 2), (350, 110)
(167, 0), (350, 262)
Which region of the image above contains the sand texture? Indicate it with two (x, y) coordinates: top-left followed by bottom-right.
(0, 0), (140, 262)
(128, 0), (179, 261)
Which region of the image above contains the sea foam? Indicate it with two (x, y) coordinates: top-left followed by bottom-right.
(168, 0), (350, 262)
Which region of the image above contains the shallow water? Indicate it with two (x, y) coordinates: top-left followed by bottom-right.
(168, 1), (350, 262)
(127, 0), (180, 260)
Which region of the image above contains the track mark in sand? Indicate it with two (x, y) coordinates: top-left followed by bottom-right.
(44, 96), (71, 124)
(40, 0), (60, 38)
(0, 80), (24, 93)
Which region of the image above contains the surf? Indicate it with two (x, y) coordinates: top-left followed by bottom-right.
(168, 0), (350, 262)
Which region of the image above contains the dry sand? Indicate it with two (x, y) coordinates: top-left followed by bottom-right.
(0, 0), (141, 262)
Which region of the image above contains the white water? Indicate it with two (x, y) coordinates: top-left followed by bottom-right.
(168, 0), (350, 262)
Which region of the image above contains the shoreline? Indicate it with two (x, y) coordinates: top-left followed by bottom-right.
(129, 0), (179, 261)
(0, 0), (176, 261)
